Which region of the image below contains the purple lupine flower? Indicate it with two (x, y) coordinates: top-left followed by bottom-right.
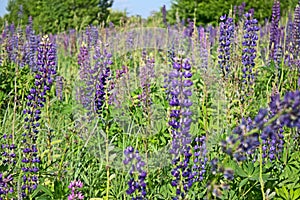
(123, 146), (147, 199)
(126, 31), (134, 50)
(68, 180), (84, 200)
(285, 13), (294, 66)
(1, 135), (15, 199)
(274, 43), (283, 67)
(69, 29), (77, 56)
(16, 22), (25, 67)
(162, 5), (167, 26)
(166, 52), (194, 199)
(0, 173), (14, 198)
(241, 12), (259, 94)
(221, 116), (261, 162)
(183, 19), (194, 38)
(269, 0), (281, 61)
(138, 54), (155, 109)
(191, 136), (208, 183)
(238, 2), (246, 19)
(109, 65), (129, 107)
(198, 26), (209, 69)
(90, 26), (99, 48)
(206, 25), (216, 47)
(55, 76), (63, 101)
(77, 45), (93, 114)
(6, 23), (18, 64)
(25, 16), (38, 71)
(1, 134), (16, 165)
(93, 47), (112, 115)
(84, 26), (98, 49)
(292, 4), (300, 66)
(218, 15), (234, 77)
(63, 32), (70, 56)
(21, 35), (57, 197)
(222, 90), (300, 163)
(77, 40), (113, 118)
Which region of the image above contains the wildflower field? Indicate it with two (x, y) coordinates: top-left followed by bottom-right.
(1, 0), (300, 199)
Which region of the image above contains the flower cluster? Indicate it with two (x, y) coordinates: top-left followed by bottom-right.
(0, 173), (14, 199)
(198, 26), (209, 70)
(1, 134), (16, 165)
(77, 42), (113, 118)
(218, 15), (234, 77)
(21, 35), (57, 197)
(25, 16), (38, 71)
(285, 14), (294, 66)
(123, 146), (147, 199)
(269, 0), (281, 62)
(4, 24), (19, 64)
(162, 5), (167, 26)
(0, 134), (16, 198)
(109, 65), (129, 107)
(222, 90), (300, 163)
(93, 47), (112, 115)
(237, 2), (246, 19)
(55, 76), (63, 101)
(208, 25), (218, 47)
(261, 90), (284, 161)
(222, 116), (261, 162)
(68, 180), (84, 200)
(77, 45), (92, 112)
(292, 4), (300, 64)
(138, 55), (155, 108)
(241, 12), (259, 91)
(191, 136), (208, 183)
(84, 26), (98, 49)
(183, 19), (194, 38)
(166, 53), (194, 199)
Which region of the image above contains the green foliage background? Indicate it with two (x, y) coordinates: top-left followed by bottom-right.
(167, 0), (299, 25)
(2, 0), (300, 34)
(2, 0), (113, 33)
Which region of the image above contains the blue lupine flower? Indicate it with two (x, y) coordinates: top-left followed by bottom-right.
(218, 15), (234, 77)
(123, 146), (147, 199)
(21, 35), (56, 197)
(166, 52), (194, 199)
(222, 90), (300, 164)
(269, 0), (281, 61)
(241, 12), (259, 92)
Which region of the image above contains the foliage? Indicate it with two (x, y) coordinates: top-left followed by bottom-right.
(2, 0), (113, 33)
(167, 0), (299, 26)
(107, 9), (128, 27)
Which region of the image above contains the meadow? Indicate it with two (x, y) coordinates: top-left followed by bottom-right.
(0, 0), (300, 199)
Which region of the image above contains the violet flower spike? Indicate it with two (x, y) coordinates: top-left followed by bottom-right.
(21, 35), (57, 198)
(218, 15), (234, 77)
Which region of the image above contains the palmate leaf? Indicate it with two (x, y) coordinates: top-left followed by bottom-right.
(275, 186), (298, 200)
(239, 177), (249, 189)
(31, 184), (54, 199)
(292, 188), (300, 200)
(278, 151), (300, 189)
(221, 189), (239, 200)
(235, 166), (248, 178)
(233, 161), (270, 182)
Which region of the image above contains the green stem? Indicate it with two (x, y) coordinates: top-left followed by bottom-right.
(241, 181), (258, 198)
(12, 63), (18, 158)
(259, 143), (266, 200)
(105, 95), (110, 200)
(46, 95), (52, 165)
(106, 141), (110, 200)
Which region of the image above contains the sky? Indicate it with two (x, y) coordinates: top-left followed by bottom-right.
(0, 0), (172, 18)
(112, 0), (171, 18)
